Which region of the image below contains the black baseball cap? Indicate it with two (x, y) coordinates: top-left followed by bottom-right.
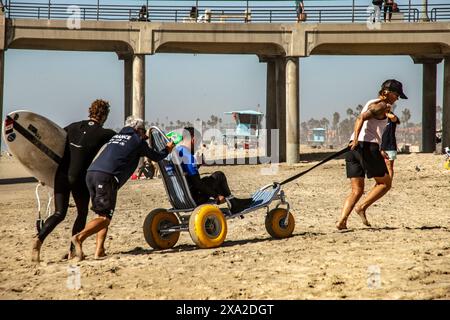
(381, 79), (408, 99)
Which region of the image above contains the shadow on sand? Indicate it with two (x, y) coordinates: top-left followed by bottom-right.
(0, 177), (38, 185)
(120, 232), (323, 256)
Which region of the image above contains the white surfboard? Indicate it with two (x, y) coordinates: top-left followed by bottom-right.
(2, 110), (67, 188)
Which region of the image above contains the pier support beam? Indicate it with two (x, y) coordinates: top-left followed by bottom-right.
(124, 56), (133, 121)
(286, 57), (300, 164)
(443, 56), (450, 153)
(276, 57), (286, 162)
(265, 59), (277, 158)
(412, 56), (442, 152)
(132, 54), (145, 120)
(0, 50), (4, 153)
(118, 53), (133, 121)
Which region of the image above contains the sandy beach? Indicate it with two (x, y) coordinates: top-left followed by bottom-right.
(0, 149), (449, 300)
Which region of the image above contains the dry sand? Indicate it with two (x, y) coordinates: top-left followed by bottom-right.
(0, 149), (449, 300)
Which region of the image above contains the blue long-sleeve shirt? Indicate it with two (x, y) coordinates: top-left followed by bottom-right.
(88, 127), (169, 188)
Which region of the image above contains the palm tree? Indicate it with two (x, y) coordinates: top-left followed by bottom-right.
(436, 105), (442, 130)
(301, 121), (309, 142)
(207, 115), (218, 128)
(307, 118), (320, 129)
(355, 104), (363, 115)
(320, 117), (330, 143)
(346, 108), (354, 119)
(401, 108), (411, 145)
(339, 118), (354, 142)
(332, 112), (340, 144)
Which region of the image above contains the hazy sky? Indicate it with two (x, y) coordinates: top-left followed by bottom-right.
(2, 0), (445, 135)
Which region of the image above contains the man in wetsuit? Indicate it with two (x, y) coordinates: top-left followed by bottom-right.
(32, 99), (116, 263)
(177, 127), (253, 214)
(71, 116), (174, 261)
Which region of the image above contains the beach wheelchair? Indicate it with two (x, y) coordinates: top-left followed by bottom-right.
(142, 127), (295, 250)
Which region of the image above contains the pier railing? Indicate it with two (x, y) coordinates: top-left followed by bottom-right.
(2, 1), (450, 23)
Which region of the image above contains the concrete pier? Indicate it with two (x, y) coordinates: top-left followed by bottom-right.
(265, 59), (277, 158)
(443, 56), (450, 153)
(286, 57), (300, 164)
(2, 18), (450, 158)
(412, 57), (442, 152)
(124, 56), (133, 121)
(276, 57), (286, 163)
(132, 54), (145, 120)
(421, 61), (438, 152)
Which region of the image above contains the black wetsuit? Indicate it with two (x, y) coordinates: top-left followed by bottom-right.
(37, 120), (116, 243)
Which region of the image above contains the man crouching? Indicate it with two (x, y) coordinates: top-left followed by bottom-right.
(71, 116), (174, 261)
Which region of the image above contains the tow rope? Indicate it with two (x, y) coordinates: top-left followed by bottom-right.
(278, 146), (350, 186)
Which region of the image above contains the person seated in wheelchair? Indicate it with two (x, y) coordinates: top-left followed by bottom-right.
(177, 127), (253, 214)
(137, 157), (156, 179)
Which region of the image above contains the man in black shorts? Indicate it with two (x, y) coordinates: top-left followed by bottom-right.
(71, 116), (174, 261)
(337, 79), (407, 230)
(32, 99), (116, 263)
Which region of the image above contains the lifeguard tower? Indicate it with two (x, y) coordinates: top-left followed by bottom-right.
(309, 128), (326, 148)
(223, 110), (263, 149)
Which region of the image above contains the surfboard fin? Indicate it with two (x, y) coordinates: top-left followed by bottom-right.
(36, 219), (44, 233)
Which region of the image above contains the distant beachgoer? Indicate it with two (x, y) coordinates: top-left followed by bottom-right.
(71, 116), (174, 261)
(138, 5), (148, 21)
(137, 157), (155, 179)
(393, 2), (400, 13)
(384, 0), (394, 22)
(32, 100), (116, 263)
(381, 110), (400, 180)
(336, 79), (407, 230)
(189, 6), (198, 21)
(295, 0), (305, 22)
(372, 0), (383, 22)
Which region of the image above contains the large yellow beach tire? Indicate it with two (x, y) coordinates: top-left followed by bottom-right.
(189, 205), (227, 249)
(143, 209), (180, 250)
(265, 208), (295, 239)
(445, 160), (450, 170)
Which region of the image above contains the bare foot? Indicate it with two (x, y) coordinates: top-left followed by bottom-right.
(61, 250), (76, 261)
(71, 235), (85, 262)
(336, 220), (348, 230)
(355, 206), (371, 227)
(94, 248), (107, 260)
(31, 238), (42, 263)
(68, 250), (76, 260)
